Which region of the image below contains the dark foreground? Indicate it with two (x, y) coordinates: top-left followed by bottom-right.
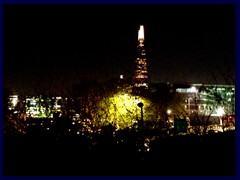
(4, 131), (235, 176)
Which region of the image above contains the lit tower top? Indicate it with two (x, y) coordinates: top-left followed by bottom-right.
(134, 25), (149, 89)
(138, 25), (144, 42)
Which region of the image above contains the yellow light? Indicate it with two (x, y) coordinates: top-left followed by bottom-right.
(95, 92), (155, 130)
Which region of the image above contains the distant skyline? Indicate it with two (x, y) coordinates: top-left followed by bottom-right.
(4, 4), (235, 94)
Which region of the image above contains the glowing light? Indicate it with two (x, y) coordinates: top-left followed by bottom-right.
(190, 86), (198, 93)
(54, 105), (61, 108)
(10, 95), (18, 107)
(120, 75), (124, 79)
(95, 92), (154, 130)
(217, 107), (225, 116)
(30, 101), (36, 106)
(138, 25), (144, 41)
(167, 109), (171, 115)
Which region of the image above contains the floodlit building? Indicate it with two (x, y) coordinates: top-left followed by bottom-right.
(149, 82), (235, 130)
(175, 83), (235, 117)
(133, 25), (149, 89)
(25, 96), (53, 118)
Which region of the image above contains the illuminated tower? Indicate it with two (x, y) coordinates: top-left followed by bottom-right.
(134, 25), (149, 89)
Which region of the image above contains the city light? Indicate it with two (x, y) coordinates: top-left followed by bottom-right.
(167, 109), (172, 115)
(216, 107), (225, 127)
(216, 107), (225, 116)
(9, 95), (18, 109)
(190, 86), (198, 93)
(138, 25), (144, 41)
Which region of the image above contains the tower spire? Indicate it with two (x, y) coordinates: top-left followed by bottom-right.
(138, 25), (144, 42)
(134, 25), (149, 89)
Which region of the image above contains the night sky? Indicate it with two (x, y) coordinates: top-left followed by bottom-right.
(4, 4), (235, 95)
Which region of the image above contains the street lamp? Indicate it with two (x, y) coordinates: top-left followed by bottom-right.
(137, 102), (145, 158)
(137, 102), (144, 130)
(167, 109), (171, 115)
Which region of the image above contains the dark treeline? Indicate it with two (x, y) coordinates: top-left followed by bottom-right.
(3, 79), (235, 176)
(4, 127), (235, 176)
